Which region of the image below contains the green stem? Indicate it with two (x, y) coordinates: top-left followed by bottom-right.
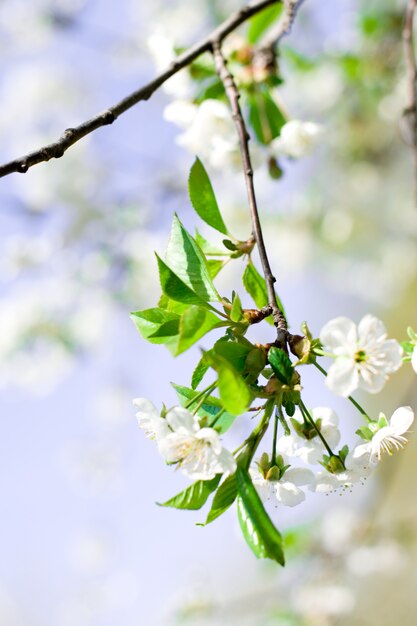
(235, 400), (274, 466)
(299, 399), (334, 458)
(184, 382), (217, 410)
(313, 361), (372, 423)
(271, 408), (279, 465)
(209, 407), (225, 428)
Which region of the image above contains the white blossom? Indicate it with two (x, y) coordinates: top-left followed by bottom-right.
(147, 32), (192, 98)
(270, 120), (322, 159)
(172, 99), (241, 169)
(250, 462), (314, 507)
(292, 584), (355, 620)
(320, 314), (403, 397)
(133, 398), (170, 441)
(157, 406), (236, 480)
(313, 470), (362, 494)
(163, 100), (198, 129)
(277, 407), (340, 464)
(350, 406), (414, 461)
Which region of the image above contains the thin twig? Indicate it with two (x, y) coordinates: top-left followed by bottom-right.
(0, 0), (280, 179)
(255, 0), (306, 71)
(403, 0), (417, 205)
(212, 41), (287, 346)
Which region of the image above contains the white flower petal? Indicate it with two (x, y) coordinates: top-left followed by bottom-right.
(320, 316), (357, 353)
(134, 397), (170, 440)
(216, 448), (237, 476)
(358, 369), (386, 394)
(326, 358), (359, 397)
(163, 100), (197, 129)
(132, 397), (158, 414)
(381, 339), (403, 372)
(276, 433), (299, 457)
(357, 314), (386, 346)
(312, 406), (339, 427)
(195, 427), (222, 454)
(275, 481), (306, 507)
(389, 406), (414, 435)
(284, 467), (315, 486)
(158, 432), (190, 464)
(165, 406), (198, 435)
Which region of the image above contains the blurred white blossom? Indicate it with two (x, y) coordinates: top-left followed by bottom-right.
(270, 120), (322, 159)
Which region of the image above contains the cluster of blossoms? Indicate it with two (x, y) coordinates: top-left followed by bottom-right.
(134, 399), (237, 481)
(149, 32), (323, 172)
(135, 313), (415, 512)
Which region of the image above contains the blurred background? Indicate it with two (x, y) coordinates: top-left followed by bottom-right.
(0, 0), (416, 624)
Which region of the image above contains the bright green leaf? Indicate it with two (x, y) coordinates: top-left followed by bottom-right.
(188, 158), (228, 235)
(230, 292), (243, 322)
(198, 473), (237, 525)
(131, 308), (180, 344)
(248, 90), (286, 145)
(166, 215), (220, 302)
(236, 467), (285, 565)
(247, 3), (283, 43)
(156, 254), (210, 307)
(158, 475), (221, 510)
(207, 259), (225, 279)
(268, 347), (294, 385)
(242, 261), (284, 325)
(176, 306), (220, 355)
(172, 383), (237, 434)
(214, 340), (252, 373)
(191, 354), (210, 389)
(205, 351), (252, 415)
(158, 294), (190, 315)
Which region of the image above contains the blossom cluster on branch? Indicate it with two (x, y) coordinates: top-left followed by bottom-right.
(132, 156), (416, 564)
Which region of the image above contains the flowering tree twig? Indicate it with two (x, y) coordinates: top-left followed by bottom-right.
(255, 0), (306, 71)
(403, 0), (417, 204)
(212, 41), (287, 346)
(0, 0), (280, 179)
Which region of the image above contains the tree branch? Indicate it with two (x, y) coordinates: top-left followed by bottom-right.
(212, 41), (287, 346)
(403, 0), (417, 205)
(255, 0), (305, 71)
(0, 0), (280, 179)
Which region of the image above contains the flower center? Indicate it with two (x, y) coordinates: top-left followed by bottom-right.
(354, 349), (367, 363)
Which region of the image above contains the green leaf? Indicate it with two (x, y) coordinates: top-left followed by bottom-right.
(158, 294), (190, 315)
(268, 347), (294, 385)
(236, 467), (285, 565)
(159, 475), (221, 510)
(176, 306), (220, 355)
(207, 259), (225, 279)
(214, 340), (252, 373)
(166, 215), (220, 302)
(198, 473), (237, 525)
(194, 229), (226, 256)
(172, 383), (237, 434)
(191, 354), (210, 389)
(247, 3), (283, 44)
(248, 90), (286, 145)
(242, 261), (274, 325)
(205, 351), (252, 415)
(188, 158), (228, 235)
(156, 254), (209, 306)
(230, 292), (243, 323)
(131, 308), (180, 344)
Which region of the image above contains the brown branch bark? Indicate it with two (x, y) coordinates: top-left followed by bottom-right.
(403, 0), (417, 205)
(0, 0), (280, 179)
(212, 41), (287, 347)
(255, 0), (305, 71)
